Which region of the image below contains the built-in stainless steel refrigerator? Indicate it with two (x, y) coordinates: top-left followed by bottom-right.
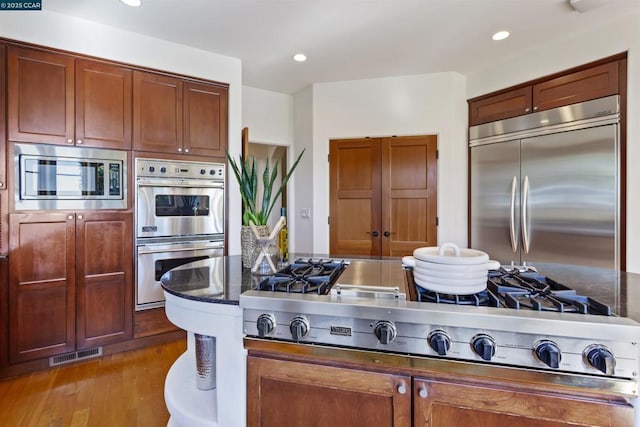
(470, 95), (620, 270)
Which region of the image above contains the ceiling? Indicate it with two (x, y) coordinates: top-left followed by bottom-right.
(45, 0), (640, 94)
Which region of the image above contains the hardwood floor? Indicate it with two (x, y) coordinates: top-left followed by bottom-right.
(0, 338), (186, 426)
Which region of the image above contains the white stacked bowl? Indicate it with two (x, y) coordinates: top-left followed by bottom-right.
(403, 242), (495, 295)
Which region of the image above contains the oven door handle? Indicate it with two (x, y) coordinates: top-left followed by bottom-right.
(137, 179), (224, 189)
(137, 242), (224, 255)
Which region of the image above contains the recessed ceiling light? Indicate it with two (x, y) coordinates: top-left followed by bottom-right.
(293, 53), (307, 62)
(120, 0), (142, 7)
(492, 31), (510, 41)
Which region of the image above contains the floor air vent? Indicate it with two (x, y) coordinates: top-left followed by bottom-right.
(49, 347), (103, 367)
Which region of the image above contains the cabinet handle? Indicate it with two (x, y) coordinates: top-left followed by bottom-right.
(419, 387), (428, 398)
(178, 148), (182, 152)
(525, 107), (530, 113)
(0, 182), (3, 188)
(396, 383), (407, 395)
(77, 139), (83, 144)
(533, 106), (538, 111)
(67, 214), (74, 220)
(77, 214), (83, 220)
(184, 148), (190, 153)
(66, 138), (73, 144)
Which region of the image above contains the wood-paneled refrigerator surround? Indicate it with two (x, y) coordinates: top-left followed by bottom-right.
(329, 135), (437, 257)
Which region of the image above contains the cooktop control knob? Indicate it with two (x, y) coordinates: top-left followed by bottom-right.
(584, 345), (616, 375)
(472, 334), (496, 361)
(148, 166), (155, 173)
(200, 169), (206, 175)
(534, 340), (561, 369)
(428, 330), (451, 356)
(289, 316), (309, 341)
(374, 320), (397, 345)
(160, 167), (167, 173)
(256, 314), (275, 338)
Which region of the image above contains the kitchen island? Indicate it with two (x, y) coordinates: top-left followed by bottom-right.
(161, 256), (640, 426)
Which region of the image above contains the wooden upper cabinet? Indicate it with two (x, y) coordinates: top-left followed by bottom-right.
(8, 213), (76, 363)
(469, 59), (621, 126)
(183, 81), (228, 157)
(7, 46), (133, 149)
(469, 86), (532, 126)
(7, 46), (75, 145)
(532, 61), (619, 112)
(75, 60), (132, 149)
(133, 70), (228, 157)
(133, 70), (183, 154)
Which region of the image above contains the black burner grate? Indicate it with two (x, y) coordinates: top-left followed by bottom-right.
(257, 258), (348, 295)
(416, 287), (500, 307)
(413, 269), (612, 315)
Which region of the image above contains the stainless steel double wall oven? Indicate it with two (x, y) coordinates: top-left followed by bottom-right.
(135, 158), (225, 310)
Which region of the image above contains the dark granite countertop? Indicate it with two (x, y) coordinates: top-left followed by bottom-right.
(160, 256), (640, 323)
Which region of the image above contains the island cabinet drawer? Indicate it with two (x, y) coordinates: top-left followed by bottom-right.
(414, 377), (634, 427)
(247, 355), (411, 427)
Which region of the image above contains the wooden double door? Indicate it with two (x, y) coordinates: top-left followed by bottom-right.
(329, 135), (437, 257)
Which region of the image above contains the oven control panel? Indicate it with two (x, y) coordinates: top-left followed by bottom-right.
(136, 158), (225, 180)
(243, 308), (640, 379)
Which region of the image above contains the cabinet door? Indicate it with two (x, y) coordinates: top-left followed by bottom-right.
(7, 47), (75, 145)
(247, 355), (411, 427)
(413, 377), (634, 427)
(329, 138), (383, 256)
(532, 61), (619, 113)
(8, 213), (75, 363)
(381, 135), (437, 257)
(76, 212), (133, 349)
(133, 71), (183, 154)
(76, 60), (132, 150)
(0, 190), (7, 256)
(0, 44), (6, 190)
(469, 86), (532, 126)
(183, 81), (228, 157)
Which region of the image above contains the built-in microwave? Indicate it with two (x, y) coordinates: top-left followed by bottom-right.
(14, 143), (127, 210)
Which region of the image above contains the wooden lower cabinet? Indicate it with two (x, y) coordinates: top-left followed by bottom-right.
(8, 211), (133, 363)
(246, 353), (634, 427)
(76, 212), (133, 349)
(247, 355), (412, 427)
(413, 377), (633, 426)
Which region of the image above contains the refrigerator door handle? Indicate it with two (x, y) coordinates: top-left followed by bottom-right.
(510, 176), (518, 253)
(522, 175), (530, 254)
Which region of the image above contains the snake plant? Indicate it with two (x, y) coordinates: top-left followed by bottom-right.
(226, 148), (305, 226)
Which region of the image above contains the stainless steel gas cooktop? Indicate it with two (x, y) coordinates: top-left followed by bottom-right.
(240, 259), (640, 380)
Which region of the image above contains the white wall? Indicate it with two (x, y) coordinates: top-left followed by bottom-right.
(292, 86), (315, 254)
(242, 86), (293, 145)
(0, 10), (244, 254)
(467, 9), (640, 273)
(309, 72), (468, 255)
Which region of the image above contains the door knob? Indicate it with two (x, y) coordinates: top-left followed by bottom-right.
(384, 231), (392, 237)
(367, 231), (379, 237)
